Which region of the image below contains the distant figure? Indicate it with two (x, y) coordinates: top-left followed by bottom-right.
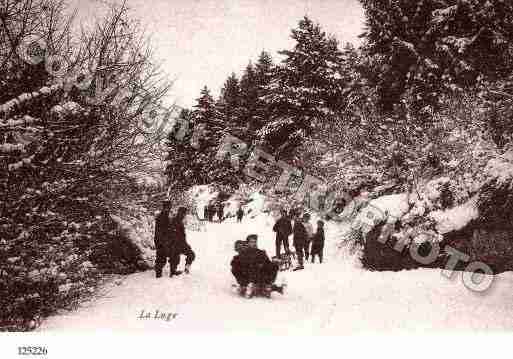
(169, 207), (196, 276)
(292, 213), (309, 271)
(236, 207), (244, 223)
(203, 205), (209, 221)
(217, 202), (224, 222)
(310, 220), (325, 263)
(303, 213), (313, 261)
(272, 209), (292, 257)
(154, 201), (174, 278)
(208, 203), (215, 222)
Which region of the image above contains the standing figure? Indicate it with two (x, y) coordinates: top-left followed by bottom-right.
(154, 201), (174, 278)
(203, 205), (209, 221)
(208, 203), (215, 222)
(303, 213), (313, 261)
(169, 207), (196, 276)
(217, 202), (224, 222)
(236, 207), (244, 223)
(292, 213), (309, 271)
(310, 220), (325, 263)
(272, 209), (292, 257)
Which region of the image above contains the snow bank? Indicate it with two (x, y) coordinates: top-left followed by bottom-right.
(110, 214), (155, 268)
(429, 196), (479, 234)
(354, 193), (410, 234)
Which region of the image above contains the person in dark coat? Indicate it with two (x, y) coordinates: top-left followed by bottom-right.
(154, 201), (173, 278)
(208, 203), (215, 222)
(310, 220), (325, 263)
(203, 205), (209, 221)
(236, 207), (244, 223)
(169, 207), (196, 276)
(292, 213), (309, 271)
(303, 213), (313, 261)
(217, 202), (224, 222)
(231, 234), (278, 291)
(273, 209), (292, 257)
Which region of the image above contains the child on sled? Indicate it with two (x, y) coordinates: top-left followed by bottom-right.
(231, 234), (285, 298)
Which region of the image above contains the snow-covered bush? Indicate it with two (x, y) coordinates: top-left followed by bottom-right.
(352, 149), (513, 272)
(0, 1), (171, 331)
(477, 151), (513, 226)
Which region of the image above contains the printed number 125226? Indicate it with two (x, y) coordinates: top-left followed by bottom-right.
(18, 347), (47, 356)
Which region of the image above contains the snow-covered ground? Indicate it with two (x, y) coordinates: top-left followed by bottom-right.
(39, 215), (513, 333)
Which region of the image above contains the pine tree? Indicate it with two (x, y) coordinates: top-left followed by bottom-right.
(194, 86), (218, 122)
(239, 62), (259, 134)
(217, 72), (242, 127)
(253, 51), (275, 130)
(360, 0), (513, 114)
(166, 86), (241, 189)
(258, 16), (346, 160)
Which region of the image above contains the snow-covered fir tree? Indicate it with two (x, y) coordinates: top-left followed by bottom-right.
(258, 16), (346, 160)
(360, 0), (513, 115)
(166, 86), (242, 190)
(217, 73), (242, 127)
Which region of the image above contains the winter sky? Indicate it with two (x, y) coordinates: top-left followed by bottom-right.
(72, 0), (365, 108)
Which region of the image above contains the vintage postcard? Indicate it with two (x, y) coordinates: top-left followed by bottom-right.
(1, 0), (513, 357)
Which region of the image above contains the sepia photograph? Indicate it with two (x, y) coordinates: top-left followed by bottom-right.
(1, 0), (513, 356)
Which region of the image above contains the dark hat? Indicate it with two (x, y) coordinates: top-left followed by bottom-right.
(234, 240), (248, 253)
(246, 234), (258, 242)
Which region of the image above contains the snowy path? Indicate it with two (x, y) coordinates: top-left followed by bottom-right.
(40, 216), (513, 333)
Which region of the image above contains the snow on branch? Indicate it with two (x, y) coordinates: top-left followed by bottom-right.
(0, 85), (61, 115)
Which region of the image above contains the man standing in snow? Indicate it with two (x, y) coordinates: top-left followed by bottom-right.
(273, 209), (292, 257)
(208, 202), (215, 222)
(303, 213), (314, 261)
(154, 200), (174, 278)
(217, 202), (225, 222)
(310, 220), (325, 263)
(236, 207), (244, 222)
(169, 207), (196, 276)
(292, 213), (309, 271)
(203, 205), (209, 221)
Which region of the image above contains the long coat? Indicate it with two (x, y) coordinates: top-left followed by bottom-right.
(169, 215), (187, 252)
(231, 247), (271, 278)
(311, 228), (325, 254)
(293, 221), (308, 247)
(273, 217), (292, 238)
(154, 212), (172, 255)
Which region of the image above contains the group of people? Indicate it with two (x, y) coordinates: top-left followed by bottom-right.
(273, 209), (325, 270)
(153, 200), (325, 298)
(228, 209), (326, 296)
(203, 202), (225, 222)
(154, 202), (196, 278)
